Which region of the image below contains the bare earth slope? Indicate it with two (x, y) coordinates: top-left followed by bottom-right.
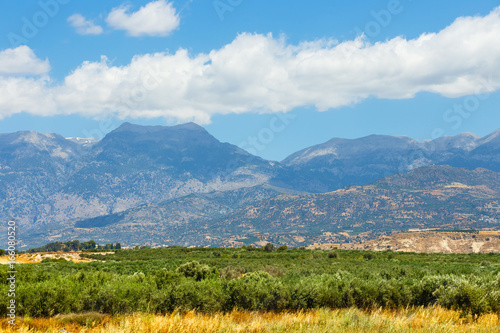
(341, 232), (500, 253)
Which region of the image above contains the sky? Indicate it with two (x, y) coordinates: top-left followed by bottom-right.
(0, 0), (499, 161)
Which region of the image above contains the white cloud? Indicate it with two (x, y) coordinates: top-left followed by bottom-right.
(67, 14), (103, 35)
(0, 46), (50, 76)
(1, 7), (500, 122)
(106, 0), (180, 37)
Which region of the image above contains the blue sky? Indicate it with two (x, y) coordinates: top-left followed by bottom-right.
(0, 0), (499, 161)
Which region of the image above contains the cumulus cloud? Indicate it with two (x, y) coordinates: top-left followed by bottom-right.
(1, 7), (500, 122)
(67, 14), (103, 35)
(0, 46), (50, 76)
(106, 0), (180, 37)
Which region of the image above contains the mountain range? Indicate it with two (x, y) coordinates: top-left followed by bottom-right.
(1, 123), (274, 229)
(272, 129), (500, 192)
(0, 123), (499, 248)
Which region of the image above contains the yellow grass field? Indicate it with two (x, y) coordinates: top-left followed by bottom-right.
(0, 252), (114, 265)
(1, 307), (499, 333)
(479, 230), (500, 236)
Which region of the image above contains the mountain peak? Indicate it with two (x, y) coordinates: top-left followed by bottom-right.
(283, 133), (418, 166)
(479, 128), (500, 145)
(430, 132), (481, 151)
(114, 122), (205, 134)
(98, 122), (218, 150)
(91, 121), (271, 176)
(458, 132), (481, 139)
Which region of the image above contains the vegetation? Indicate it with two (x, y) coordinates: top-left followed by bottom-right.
(1, 246), (499, 320)
(22, 240), (121, 253)
(3, 307), (500, 332)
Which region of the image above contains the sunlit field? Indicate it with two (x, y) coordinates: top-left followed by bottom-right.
(1, 307), (499, 333)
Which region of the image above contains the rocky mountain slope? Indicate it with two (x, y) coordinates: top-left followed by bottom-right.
(19, 165), (500, 248)
(35, 122), (276, 226)
(0, 124), (499, 249)
(204, 166), (499, 247)
(0, 131), (81, 226)
(21, 185), (291, 248)
(271, 130), (500, 192)
(1, 123), (276, 229)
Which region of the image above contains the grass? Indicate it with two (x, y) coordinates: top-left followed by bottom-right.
(1, 307), (499, 333)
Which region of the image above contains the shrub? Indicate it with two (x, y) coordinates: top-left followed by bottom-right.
(263, 243), (275, 252)
(435, 280), (491, 317)
(277, 245), (288, 251)
(220, 266), (245, 279)
(312, 252), (323, 258)
(411, 275), (456, 306)
(169, 279), (227, 312)
(227, 272), (289, 311)
(128, 272), (145, 283)
(243, 271), (273, 282)
(155, 270), (181, 288)
(41, 257), (67, 263)
(487, 290), (500, 315)
(328, 251), (339, 259)
(362, 253), (375, 260)
(262, 265), (284, 278)
(176, 261), (210, 281)
(289, 280), (321, 309)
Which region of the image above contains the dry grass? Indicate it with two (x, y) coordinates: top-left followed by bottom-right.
(1, 307), (499, 333)
(0, 252), (116, 265)
(479, 231), (500, 235)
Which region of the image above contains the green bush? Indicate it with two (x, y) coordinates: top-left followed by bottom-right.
(362, 253), (375, 260)
(169, 279), (227, 312)
(263, 243), (275, 252)
(227, 273), (289, 310)
(328, 251), (339, 259)
(155, 269), (181, 289)
(435, 280), (491, 317)
(277, 245), (288, 251)
(176, 261), (210, 281)
(220, 266), (245, 279)
(243, 271), (273, 282)
(412, 275), (457, 306)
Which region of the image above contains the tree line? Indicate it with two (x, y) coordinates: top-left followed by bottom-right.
(21, 240), (121, 253)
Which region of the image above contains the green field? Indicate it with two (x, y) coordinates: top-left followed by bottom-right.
(2, 247), (500, 319)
